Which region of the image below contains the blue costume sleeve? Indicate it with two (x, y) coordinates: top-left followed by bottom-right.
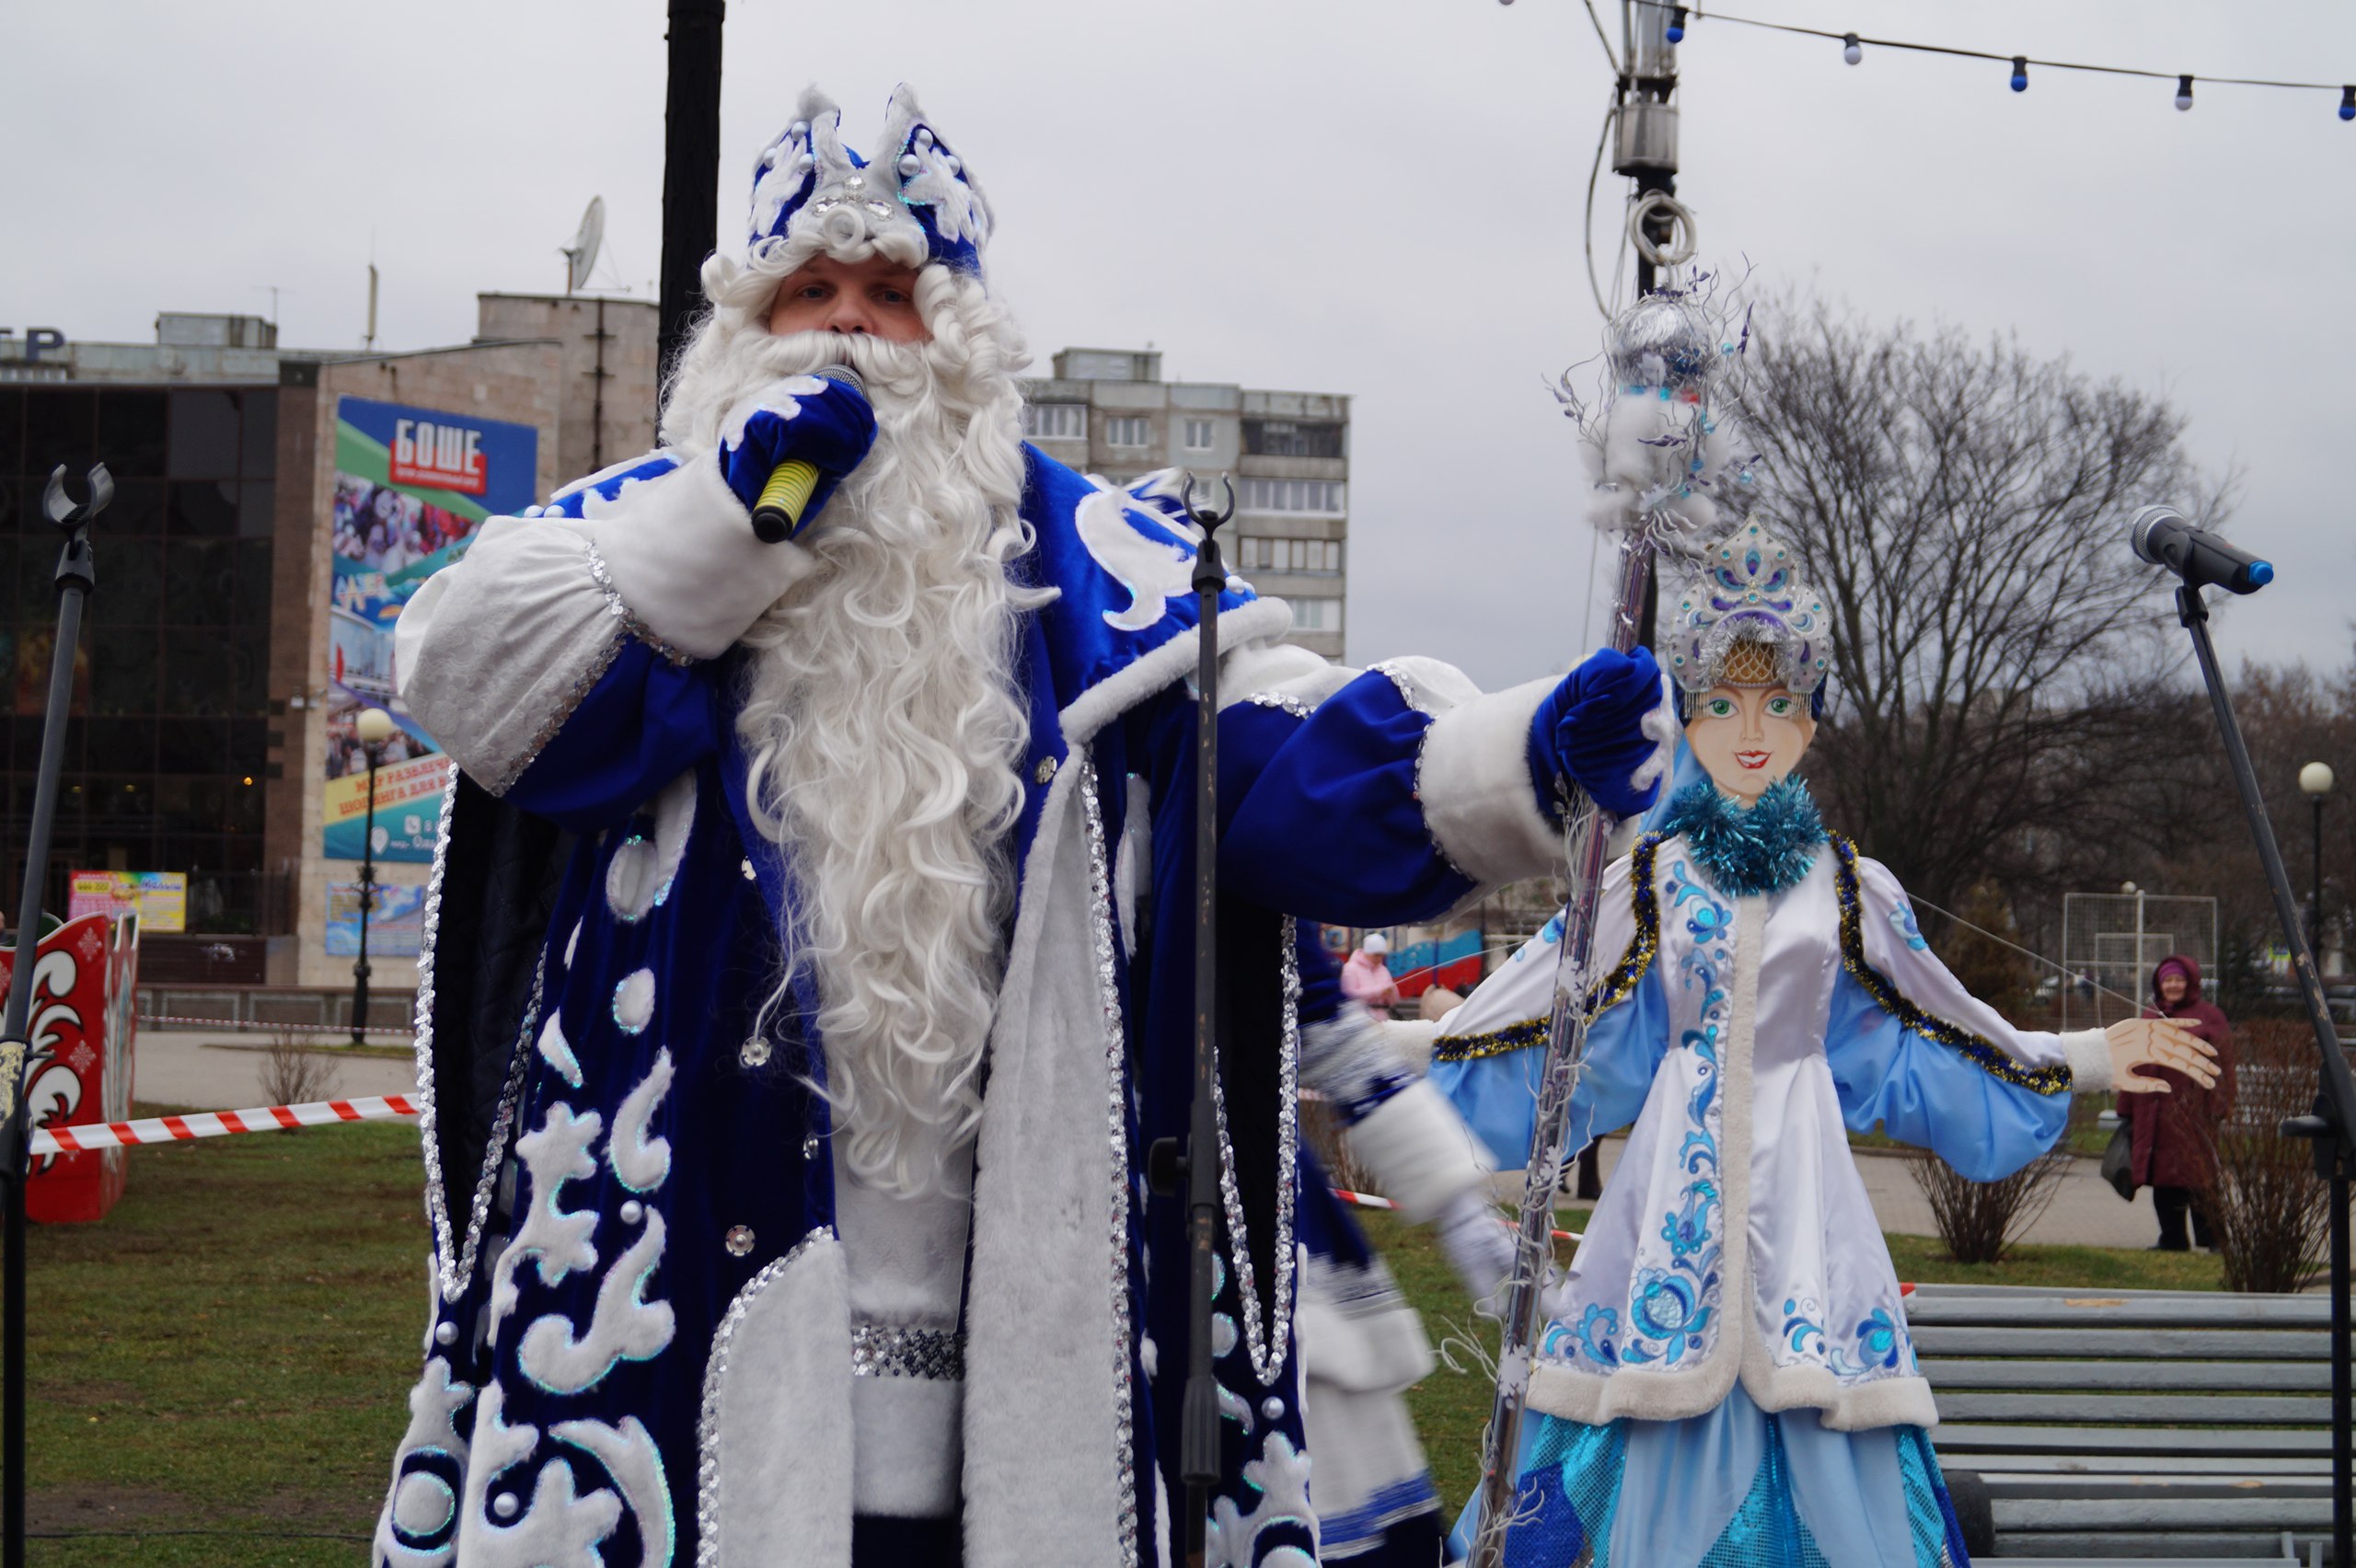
(502, 645), (727, 832)
(1823, 967), (2070, 1182)
(1427, 971), (1669, 1171)
(1218, 672), (1479, 925)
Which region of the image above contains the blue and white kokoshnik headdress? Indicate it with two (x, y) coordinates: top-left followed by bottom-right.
(1668, 518), (1833, 698)
(747, 84), (991, 274)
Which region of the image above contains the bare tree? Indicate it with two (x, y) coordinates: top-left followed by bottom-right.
(1736, 298), (2232, 923)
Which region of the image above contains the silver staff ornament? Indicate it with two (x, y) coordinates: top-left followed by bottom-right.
(1472, 282), (1757, 1568)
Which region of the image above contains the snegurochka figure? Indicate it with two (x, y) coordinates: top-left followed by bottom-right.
(1430, 519), (2215, 1567)
(371, 84), (1673, 1568)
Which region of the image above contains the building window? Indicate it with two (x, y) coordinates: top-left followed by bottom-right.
(1238, 478), (1345, 514)
(1242, 419), (1344, 459)
(1184, 418), (1215, 451)
(1105, 416), (1151, 448)
(1237, 537), (1342, 575)
(1022, 402), (1086, 441)
(1288, 596), (1345, 633)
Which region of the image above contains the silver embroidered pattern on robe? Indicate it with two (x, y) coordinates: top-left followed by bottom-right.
(1210, 916), (1301, 1388)
(583, 540), (697, 668)
(849, 1323), (966, 1380)
(1078, 761), (1142, 1568)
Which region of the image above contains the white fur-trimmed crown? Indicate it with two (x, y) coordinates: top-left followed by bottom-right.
(748, 84), (990, 274)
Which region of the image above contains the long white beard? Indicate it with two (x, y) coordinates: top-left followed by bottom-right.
(687, 307), (1042, 1198)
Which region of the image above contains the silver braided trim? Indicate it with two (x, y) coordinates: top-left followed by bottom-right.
(1366, 659), (1424, 711)
(1212, 916), (1300, 1389)
(697, 1227), (837, 1568)
(1078, 761), (1142, 1568)
(849, 1322), (966, 1380)
(1245, 689), (1315, 720)
(583, 539), (696, 668)
(416, 764), (545, 1303)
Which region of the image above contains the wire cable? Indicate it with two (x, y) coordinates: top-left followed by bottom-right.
(1633, 0), (2352, 98)
(1580, 0), (1623, 75)
(1905, 891), (2149, 1018)
(1581, 99), (1618, 319)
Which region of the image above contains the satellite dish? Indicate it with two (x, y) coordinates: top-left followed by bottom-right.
(563, 196), (606, 294)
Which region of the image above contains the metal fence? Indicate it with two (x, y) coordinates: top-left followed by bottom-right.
(2059, 890), (2219, 1031)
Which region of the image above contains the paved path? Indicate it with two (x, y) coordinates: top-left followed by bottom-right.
(130, 1028), (419, 1111)
(1507, 1136), (2165, 1251)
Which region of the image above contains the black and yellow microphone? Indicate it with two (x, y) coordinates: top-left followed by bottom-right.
(748, 364), (868, 543)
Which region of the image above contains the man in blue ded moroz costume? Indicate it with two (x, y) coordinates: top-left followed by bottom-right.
(371, 85), (1674, 1568)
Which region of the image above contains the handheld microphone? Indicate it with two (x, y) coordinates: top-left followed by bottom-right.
(750, 364), (868, 543)
(2130, 505), (2274, 596)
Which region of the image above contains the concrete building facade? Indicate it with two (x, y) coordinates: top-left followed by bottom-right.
(1019, 348), (1351, 661)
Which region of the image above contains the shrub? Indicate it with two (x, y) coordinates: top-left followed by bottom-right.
(1907, 1143), (2073, 1265)
(2206, 1019), (2333, 1294)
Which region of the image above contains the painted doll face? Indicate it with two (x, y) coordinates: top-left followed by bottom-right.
(1684, 684), (1816, 802)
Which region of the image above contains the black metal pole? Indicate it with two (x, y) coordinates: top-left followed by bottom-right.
(2318, 796), (2328, 960)
(1178, 478), (1234, 1559)
(350, 746), (378, 1046)
(2174, 583), (2353, 1566)
(658, 0), (726, 403)
(0, 464), (109, 1568)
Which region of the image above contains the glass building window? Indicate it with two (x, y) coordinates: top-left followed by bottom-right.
(1242, 420), (1344, 459)
(1288, 596), (1345, 633)
(1184, 419), (1215, 451)
(1104, 417), (1150, 448)
(1238, 478), (1345, 514)
(1237, 537), (1342, 575)
(1021, 402), (1087, 441)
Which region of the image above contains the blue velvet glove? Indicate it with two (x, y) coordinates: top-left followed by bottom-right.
(1526, 646), (1674, 821)
(713, 374), (878, 536)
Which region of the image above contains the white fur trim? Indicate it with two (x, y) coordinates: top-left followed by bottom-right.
(2062, 1028), (2114, 1094)
(1381, 1019), (1442, 1075)
(1416, 676), (1561, 890)
(851, 1377), (964, 1518)
(1345, 1079), (1493, 1222)
(1060, 599), (1294, 744)
(583, 456), (823, 662)
(963, 762), (1129, 1566)
(702, 1229), (854, 1568)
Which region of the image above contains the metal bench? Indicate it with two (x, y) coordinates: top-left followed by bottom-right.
(1910, 1282), (2332, 1562)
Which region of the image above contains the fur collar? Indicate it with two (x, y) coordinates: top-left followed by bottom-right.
(1658, 776), (1824, 897)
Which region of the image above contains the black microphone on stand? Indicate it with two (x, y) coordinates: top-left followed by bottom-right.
(749, 364), (867, 543)
(2130, 504), (2274, 595)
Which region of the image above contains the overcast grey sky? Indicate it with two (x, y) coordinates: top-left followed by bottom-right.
(6, 0), (2350, 690)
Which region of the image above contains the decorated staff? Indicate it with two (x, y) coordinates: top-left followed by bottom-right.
(1438, 503), (2216, 1562)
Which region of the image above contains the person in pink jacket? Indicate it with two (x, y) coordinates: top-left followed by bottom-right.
(1341, 931), (1403, 1018)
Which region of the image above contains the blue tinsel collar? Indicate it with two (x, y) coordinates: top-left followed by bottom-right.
(1657, 776), (1825, 897)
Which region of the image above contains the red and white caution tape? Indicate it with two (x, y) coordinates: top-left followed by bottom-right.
(30, 1094), (419, 1157)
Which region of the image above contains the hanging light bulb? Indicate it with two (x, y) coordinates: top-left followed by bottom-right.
(1842, 32), (1862, 65)
(2010, 56), (2029, 92)
(1666, 6), (1687, 43)
(2175, 75), (2195, 111)
(2341, 86), (2355, 121)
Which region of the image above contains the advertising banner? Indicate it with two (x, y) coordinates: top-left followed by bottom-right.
(66, 870), (187, 933)
(324, 882), (429, 959)
(0, 913), (140, 1222)
(324, 396), (536, 861)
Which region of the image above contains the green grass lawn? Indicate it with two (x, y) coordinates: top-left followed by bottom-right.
(21, 1113), (2235, 1562)
(1357, 1205), (2228, 1520)
(25, 1113), (424, 1565)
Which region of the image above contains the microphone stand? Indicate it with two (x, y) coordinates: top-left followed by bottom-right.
(0, 465), (110, 1568)
(2173, 582), (2356, 1568)
(1145, 474), (1235, 1562)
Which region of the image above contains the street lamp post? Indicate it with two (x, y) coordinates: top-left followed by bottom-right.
(351, 708), (397, 1046)
(2304, 762), (2337, 963)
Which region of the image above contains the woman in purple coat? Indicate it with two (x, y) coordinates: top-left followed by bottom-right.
(2126, 955), (2236, 1250)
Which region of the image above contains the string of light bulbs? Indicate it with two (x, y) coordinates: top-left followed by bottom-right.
(1623, 0), (2356, 119)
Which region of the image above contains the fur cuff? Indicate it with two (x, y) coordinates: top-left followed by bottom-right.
(1417, 676), (1564, 889)
(2062, 1028), (2113, 1094)
(1345, 1079), (1493, 1222)
(583, 456), (822, 661)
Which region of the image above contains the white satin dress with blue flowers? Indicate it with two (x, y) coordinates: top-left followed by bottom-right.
(1429, 809), (2111, 1566)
